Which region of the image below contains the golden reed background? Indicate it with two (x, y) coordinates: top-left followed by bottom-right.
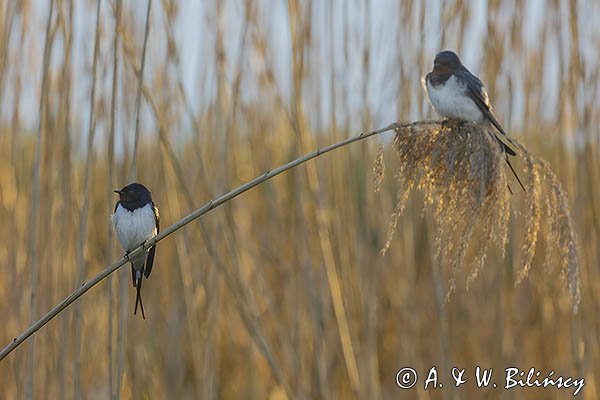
(0, 0), (599, 399)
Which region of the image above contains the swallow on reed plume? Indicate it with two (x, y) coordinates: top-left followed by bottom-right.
(425, 50), (525, 191)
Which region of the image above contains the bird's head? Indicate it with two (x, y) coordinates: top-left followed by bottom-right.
(432, 50), (463, 74)
(114, 182), (152, 206)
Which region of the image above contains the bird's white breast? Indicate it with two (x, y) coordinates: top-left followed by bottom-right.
(426, 75), (485, 122)
(111, 203), (157, 251)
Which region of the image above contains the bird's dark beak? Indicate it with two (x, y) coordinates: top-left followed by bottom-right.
(114, 189), (123, 195)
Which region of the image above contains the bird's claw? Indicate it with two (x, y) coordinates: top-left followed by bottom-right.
(441, 119), (455, 130)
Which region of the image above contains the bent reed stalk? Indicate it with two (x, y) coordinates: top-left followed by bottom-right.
(0, 121), (400, 361)
(0, 119), (580, 362)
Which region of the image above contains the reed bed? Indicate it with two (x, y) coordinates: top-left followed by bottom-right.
(0, 1), (598, 399)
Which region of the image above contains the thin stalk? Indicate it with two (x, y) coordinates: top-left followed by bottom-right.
(73, 0), (101, 398)
(107, 1), (121, 398)
(128, 0), (152, 180)
(426, 214), (452, 400)
(25, 1), (54, 399)
(57, 0), (74, 397)
(0, 1), (16, 122)
(0, 122), (400, 362)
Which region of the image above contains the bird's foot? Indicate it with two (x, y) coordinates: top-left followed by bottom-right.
(441, 119), (464, 131)
(451, 119), (469, 129)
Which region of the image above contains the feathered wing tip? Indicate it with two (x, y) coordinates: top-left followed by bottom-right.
(491, 133), (526, 192)
(134, 271), (146, 319)
(505, 154), (526, 192)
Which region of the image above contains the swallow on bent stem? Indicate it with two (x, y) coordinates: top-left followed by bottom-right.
(112, 182), (160, 319)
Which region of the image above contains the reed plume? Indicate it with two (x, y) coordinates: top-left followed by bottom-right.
(381, 121), (580, 311)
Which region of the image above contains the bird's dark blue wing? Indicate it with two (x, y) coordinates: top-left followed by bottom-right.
(456, 69), (496, 124)
(114, 201), (121, 213)
(457, 69), (524, 190)
(458, 67), (485, 88)
(456, 69), (518, 155)
(144, 203), (160, 278)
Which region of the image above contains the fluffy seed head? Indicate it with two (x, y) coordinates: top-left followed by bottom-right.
(379, 121), (580, 312)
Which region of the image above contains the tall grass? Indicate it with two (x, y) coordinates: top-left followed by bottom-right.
(0, 1), (598, 399)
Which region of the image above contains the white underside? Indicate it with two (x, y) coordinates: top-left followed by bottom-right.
(112, 203), (157, 252)
(426, 75), (485, 122)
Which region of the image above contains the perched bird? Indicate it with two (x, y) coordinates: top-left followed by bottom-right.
(112, 182), (160, 319)
(425, 50), (525, 192)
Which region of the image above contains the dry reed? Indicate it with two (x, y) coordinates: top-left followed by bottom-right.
(1, 1), (598, 398)
(380, 121), (581, 311)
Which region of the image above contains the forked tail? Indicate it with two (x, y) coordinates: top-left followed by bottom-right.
(134, 271), (146, 319)
(505, 155), (526, 192)
(492, 133), (526, 193)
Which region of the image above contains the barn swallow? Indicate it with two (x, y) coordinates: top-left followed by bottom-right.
(112, 182), (160, 319)
(425, 50), (525, 192)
